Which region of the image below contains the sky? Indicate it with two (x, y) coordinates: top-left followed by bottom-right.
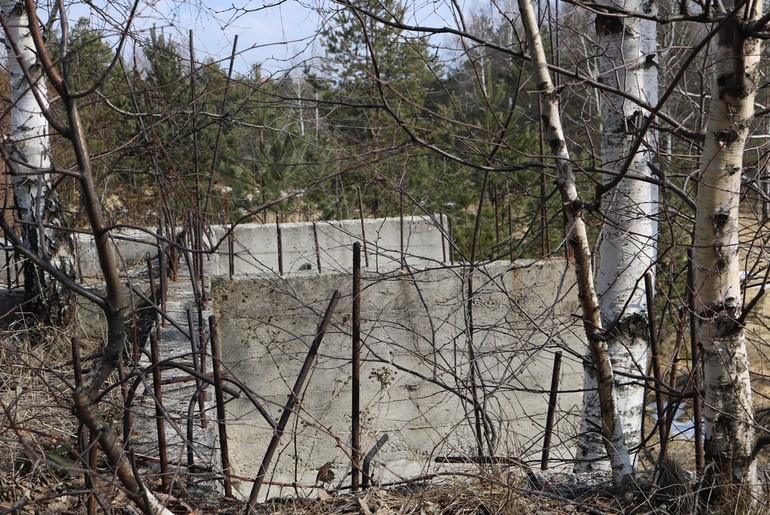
(60, 0), (468, 77)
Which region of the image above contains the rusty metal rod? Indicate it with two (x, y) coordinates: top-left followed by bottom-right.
(362, 434), (389, 489)
(228, 231), (234, 280)
(276, 217), (283, 276)
(447, 216), (454, 265)
(312, 221), (322, 273)
(159, 241), (168, 327)
(150, 333), (169, 492)
(187, 308), (206, 423)
(352, 243), (361, 493)
(186, 308), (201, 468)
(540, 350), (562, 470)
(493, 184), (500, 251)
(247, 290), (341, 510)
(209, 315), (233, 497)
(399, 191), (405, 269)
(508, 204), (514, 262)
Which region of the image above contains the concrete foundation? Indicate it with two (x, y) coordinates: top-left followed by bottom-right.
(60, 215), (449, 279)
(212, 259), (584, 501)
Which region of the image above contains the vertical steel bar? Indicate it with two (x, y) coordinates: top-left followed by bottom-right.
(247, 291), (341, 510)
(352, 243), (361, 493)
(187, 308), (203, 466)
(209, 316), (233, 497)
(439, 211), (447, 264)
(465, 275), (485, 457)
(159, 241), (168, 327)
(508, 204), (514, 262)
(150, 333), (169, 492)
(540, 350), (562, 470)
(197, 307), (208, 429)
(399, 191), (405, 269)
(276, 217), (283, 276)
(492, 184), (500, 252)
(170, 220), (179, 282)
(312, 221), (322, 273)
(195, 215), (206, 303)
(228, 231), (234, 280)
(447, 215), (454, 265)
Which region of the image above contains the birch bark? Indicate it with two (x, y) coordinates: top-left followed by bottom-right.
(517, 0), (633, 486)
(693, 2), (761, 489)
(576, 1), (658, 470)
(2, 0), (72, 318)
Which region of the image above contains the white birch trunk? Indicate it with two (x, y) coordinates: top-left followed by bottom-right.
(517, 0), (633, 486)
(576, 2), (658, 470)
(693, 3), (761, 488)
(3, 0), (72, 315)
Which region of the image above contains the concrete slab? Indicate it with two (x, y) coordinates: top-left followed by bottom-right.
(211, 259), (584, 501)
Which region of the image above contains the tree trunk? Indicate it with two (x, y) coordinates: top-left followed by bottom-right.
(693, 3), (761, 491)
(517, 0), (633, 486)
(8, 2), (170, 513)
(2, 0), (73, 321)
(576, 3), (658, 471)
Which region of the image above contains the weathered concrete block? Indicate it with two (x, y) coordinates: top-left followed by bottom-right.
(211, 259), (583, 501)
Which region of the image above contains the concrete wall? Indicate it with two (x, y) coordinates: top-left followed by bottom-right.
(212, 259), (585, 501)
(56, 215), (448, 279)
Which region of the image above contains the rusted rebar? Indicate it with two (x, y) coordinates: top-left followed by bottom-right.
(312, 221), (322, 273)
(540, 350), (562, 470)
(362, 434), (389, 489)
(150, 333), (169, 492)
(209, 315), (233, 497)
(186, 308), (202, 468)
(492, 184), (500, 250)
(508, 204), (514, 262)
(447, 215), (454, 265)
(352, 243), (361, 493)
(247, 290), (341, 510)
(399, 192), (405, 269)
(276, 217), (283, 276)
(228, 231), (234, 280)
(159, 240), (168, 327)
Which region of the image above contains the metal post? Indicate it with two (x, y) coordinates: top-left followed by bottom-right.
(247, 291), (340, 510)
(150, 333), (169, 492)
(209, 316), (233, 497)
(540, 351), (562, 470)
(352, 243), (361, 493)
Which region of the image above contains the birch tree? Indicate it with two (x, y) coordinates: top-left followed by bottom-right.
(576, 1), (659, 470)
(1, 0), (72, 319)
(693, 0), (762, 489)
(0, 2), (174, 512)
(517, 0), (633, 486)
